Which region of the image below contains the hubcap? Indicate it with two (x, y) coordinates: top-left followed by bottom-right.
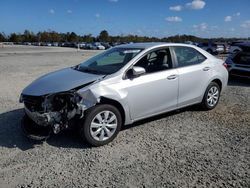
(207, 86), (219, 107)
(90, 110), (117, 141)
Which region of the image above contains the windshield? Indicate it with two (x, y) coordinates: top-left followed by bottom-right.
(76, 47), (143, 75)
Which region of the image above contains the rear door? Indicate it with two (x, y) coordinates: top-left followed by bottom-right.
(171, 46), (212, 107)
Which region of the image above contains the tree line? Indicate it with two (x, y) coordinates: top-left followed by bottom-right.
(0, 30), (249, 44)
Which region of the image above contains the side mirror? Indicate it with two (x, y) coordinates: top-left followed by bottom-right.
(127, 66), (146, 79)
(132, 66), (146, 76)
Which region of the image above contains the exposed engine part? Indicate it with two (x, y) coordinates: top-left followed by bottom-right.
(53, 124), (61, 134)
(21, 86), (103, 135)
(22, 91), (89, 134)
(24, 108), (61, 126)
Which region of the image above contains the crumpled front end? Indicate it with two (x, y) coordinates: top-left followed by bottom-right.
(19, 73), (130, 139)
(20, 92), (88, 134)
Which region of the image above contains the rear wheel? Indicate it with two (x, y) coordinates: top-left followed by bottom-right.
(201, 82), (221, 110)
(79, 104), (122, 146)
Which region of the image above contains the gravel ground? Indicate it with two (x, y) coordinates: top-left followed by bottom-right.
(0, 45), (249, 188)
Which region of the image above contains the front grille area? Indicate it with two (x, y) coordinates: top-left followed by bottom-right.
(23, 95), (44, 112)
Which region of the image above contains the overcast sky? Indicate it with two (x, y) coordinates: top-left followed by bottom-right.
(1, 0), (250, 38)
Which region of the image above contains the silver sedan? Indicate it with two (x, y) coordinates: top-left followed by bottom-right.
(20, 43), (228, 146)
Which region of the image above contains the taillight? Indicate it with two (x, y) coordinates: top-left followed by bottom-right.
(223, 62), (228, 69)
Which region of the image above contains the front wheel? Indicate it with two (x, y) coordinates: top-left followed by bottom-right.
(79, 104), (122, 146)
(201, 82), (221, 110)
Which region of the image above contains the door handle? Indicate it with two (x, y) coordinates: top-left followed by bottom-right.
(167, 75), (177, 80)
(203, 67), (211, 71)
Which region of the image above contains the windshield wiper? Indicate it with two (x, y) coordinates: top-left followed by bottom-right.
(78, 67), (104, 75)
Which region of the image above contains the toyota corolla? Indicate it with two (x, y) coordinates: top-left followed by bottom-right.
(20, 43), (228, 146)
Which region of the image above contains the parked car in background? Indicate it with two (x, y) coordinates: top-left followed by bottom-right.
(223, 43), (230, 53)
(61, 42), (75, 48)
(225, 43), (250, 78)
(93, 42), (105, 50)
(85, 43), (97, 49)
(111, 42), (123, 47)
(101, 42), (111, 49)
(198, 42), (229, 54)
(229, 41), (245, 54)
(52, 42), (59, 47)
(184, 41), (198, 46)
(215, 44), (224, 54)
(78, 42), (86, 49)
(198, 42), (217, 54)
(23, 42), (32, 46)
(20, 43), (228, 146)
(39, 42), (47, 46)
(33, 42), (42, 46)
(84, 43), (105, 50)
(214, 43), (229, 54)
(96, 44), (105, 50)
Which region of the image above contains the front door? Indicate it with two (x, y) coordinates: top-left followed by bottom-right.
(122, 48), (179, 120)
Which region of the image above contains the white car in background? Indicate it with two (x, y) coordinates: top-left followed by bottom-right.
(215, 44), (225, 53)
(96, 45), (105, 50)
(78, 43), (86, 49)
(94, 42), (105, 50)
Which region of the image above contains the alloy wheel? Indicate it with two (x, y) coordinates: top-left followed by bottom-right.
(90, 110), (118, 141)
(207, 86), (219, 107)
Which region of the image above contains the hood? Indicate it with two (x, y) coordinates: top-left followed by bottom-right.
(22, 68), (104, 96)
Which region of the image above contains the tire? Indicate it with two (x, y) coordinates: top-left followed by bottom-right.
(79, 104), (122, 146)
(201, 82), (221, 110)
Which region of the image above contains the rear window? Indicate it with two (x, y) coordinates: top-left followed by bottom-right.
(173, 46), (207, 67)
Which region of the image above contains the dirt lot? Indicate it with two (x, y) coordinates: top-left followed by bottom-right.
(0, 45), (249, 188)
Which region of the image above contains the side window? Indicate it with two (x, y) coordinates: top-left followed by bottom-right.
(134, 48), (173, 74)
(197, 51), (207, 63)
(173, 46), (206, 67)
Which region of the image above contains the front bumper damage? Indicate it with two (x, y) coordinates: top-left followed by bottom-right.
(24, 107), (61, 127)
(20, 89), (99, 139)
(21, 114), (52, 141)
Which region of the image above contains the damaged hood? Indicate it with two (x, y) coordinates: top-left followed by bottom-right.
(22, 68), (104, 96)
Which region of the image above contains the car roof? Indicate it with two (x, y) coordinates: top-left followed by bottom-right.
(116, 42), (197, 49)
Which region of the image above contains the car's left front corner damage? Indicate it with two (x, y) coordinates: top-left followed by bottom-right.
(20, 87), (100, 135)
